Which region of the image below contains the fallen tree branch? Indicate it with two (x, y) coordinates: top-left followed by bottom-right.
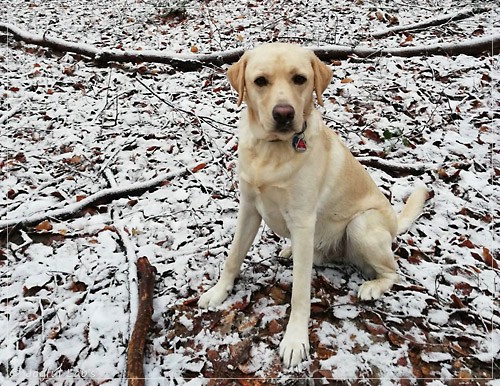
(357, 156), (432, 177)
(0, 162), (206, 230)
(0, 22), (241, 71)
(312, 34), (500, 60)
(1, 22), (498, 71)
(127, 257), (157, 386)
(371, 7), (491, 38)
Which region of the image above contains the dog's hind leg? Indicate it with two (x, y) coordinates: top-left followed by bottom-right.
(346, 210), (399, 300)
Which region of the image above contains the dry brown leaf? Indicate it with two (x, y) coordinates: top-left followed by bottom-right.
(35, 219), (53, 231)
(481, 73), (491, 82)
(230, 296), (250, 311)
(454, 282), (473, 296)
(400, 34), (414, 46)
(63, 66), (75, 75)
(207, 349), (219, 361)
(387, 331), (405, 347)
(458, 238), (475, 249)
(7, 189), (17, 199)
(69, 281), (88, 292)
(192, 163), (206, 173)
(365, 321), (387, 335)
(316, 345), (335, 360)
(482, 247), (498, 269)
(450, 294), (465, 309)
(47, 327), (60, 339)
(238, 315), (258, 333)
(363, 128), (382, 142)
(268, 319), (283, 335)
(269, 286), (286, 304)
(64, 155), (82, 165)
(219, 311), (236, 335)
(229, 338), (252, 364)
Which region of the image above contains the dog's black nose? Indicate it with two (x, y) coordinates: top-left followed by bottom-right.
(272, 104), (295, 126)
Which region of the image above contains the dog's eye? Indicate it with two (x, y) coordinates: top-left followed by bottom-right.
(254, 76), (268, 87)
(293, 75), (307, 85)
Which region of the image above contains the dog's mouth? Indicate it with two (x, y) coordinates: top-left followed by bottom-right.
(274, 121), (295, 133)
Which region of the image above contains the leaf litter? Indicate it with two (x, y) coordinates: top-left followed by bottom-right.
(0, 0), (499, 385)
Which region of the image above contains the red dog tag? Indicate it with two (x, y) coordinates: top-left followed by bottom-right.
(293, 135), (307, 152)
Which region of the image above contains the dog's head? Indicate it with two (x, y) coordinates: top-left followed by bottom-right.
(228, 43), (332, 141)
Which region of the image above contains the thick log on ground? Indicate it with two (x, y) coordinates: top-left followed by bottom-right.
(1, 22), (498, 71)
(127, 257), (157, 386)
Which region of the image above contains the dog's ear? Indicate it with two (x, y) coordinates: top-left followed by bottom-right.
(228, 53), (248, 106)
(311, 55), (333, 107)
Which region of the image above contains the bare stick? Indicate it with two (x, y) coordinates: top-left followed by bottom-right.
(0, 162), (204, 230)
(357, 156), (432, 177)
(371, 7), (491, 38)
(127, 257), (157, 386)
(1, 22), (498, 72)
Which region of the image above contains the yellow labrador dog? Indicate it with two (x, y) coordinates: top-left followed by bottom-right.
(199, 43), (427, 367)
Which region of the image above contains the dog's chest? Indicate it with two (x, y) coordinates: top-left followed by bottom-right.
(253, 186), (290, 238)
(238, 142), (308, 238)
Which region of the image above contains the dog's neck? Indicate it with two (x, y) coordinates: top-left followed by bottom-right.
(268, 120), (308, 152)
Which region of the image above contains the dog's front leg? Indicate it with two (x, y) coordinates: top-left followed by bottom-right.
(279, 216), (315, 368)
(199, 199), (262, 308)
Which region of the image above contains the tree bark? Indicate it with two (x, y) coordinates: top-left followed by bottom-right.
(1, 22), (498, 71)
(127, 257), (157, 386)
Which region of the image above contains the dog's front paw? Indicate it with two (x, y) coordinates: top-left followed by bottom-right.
(279, 327), (309, 368)
(198, 282), (232, 309)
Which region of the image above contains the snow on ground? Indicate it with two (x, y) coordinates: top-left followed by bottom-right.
(1, 0), (499, 384)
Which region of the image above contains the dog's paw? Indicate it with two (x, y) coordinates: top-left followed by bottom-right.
(279, 327), (309, 368)
(358, 275), (397, 300)
(198, 282), (232, 309)
(279, 246), (292, 259)
(358, 280), (384, 300)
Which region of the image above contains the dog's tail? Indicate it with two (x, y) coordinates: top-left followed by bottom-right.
(397, 187), (428, 234)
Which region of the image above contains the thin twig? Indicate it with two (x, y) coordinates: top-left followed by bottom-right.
(134, 76), (236, 132)
(0, 97), (27, 125)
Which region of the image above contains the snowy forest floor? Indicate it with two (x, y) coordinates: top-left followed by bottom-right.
(1, 0), (499, 385)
